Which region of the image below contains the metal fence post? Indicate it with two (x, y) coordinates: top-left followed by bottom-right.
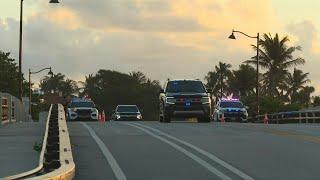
(8, 95), (12, 123)
(0, 93), (2, 127)
(299, 113), (302, 124)
(305, 112), (308, 124)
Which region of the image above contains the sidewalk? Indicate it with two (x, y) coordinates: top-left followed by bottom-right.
(0, 122), (45, 178)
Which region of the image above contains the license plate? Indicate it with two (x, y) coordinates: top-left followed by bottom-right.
(185, 99), (191, 106)
(187, 118), (197, 122)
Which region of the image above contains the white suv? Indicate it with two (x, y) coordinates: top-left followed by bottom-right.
(67, 99), (99, 121)
(213, 98), (248, 122)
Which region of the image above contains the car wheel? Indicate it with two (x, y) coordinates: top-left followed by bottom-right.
(163, 111), (171, 123)
(159, 115), (163, 122)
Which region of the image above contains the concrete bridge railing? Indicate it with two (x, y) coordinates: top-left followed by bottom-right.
(254, 110), (320, 124)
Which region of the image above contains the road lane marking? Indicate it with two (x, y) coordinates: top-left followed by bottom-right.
(81, 122), (127, 180)
(252, 126), (320, 144)
(125, 122), (232, 180)
(134, 122), (255, 180)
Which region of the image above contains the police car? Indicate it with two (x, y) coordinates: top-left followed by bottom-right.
(213, 98), (248, 122)
(67, 99), (99, 121)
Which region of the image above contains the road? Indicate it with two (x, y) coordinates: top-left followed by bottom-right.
(68, 121), (320, 180)
(0, 122), (45, 177)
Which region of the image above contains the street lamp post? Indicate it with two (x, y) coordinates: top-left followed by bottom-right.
(29, 67), (53, 117)
(18, 0), (60, 101)
(228, 30), (260, 116)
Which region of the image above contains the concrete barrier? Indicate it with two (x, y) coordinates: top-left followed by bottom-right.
(4, 104), (75, 180)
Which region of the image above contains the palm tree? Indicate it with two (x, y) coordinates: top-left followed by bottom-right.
(285, 68), (310, 103)
(296, 86), (315, 106)
(205, 62), (232, 98)
(228, 64), (256, 97)
(246, 33), (305, 97)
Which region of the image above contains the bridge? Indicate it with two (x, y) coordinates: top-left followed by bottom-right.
(1, 103), (320, 179)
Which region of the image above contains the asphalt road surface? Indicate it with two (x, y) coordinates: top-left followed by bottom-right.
(68, 121), (320, 180)
(0, 122), (45, 177)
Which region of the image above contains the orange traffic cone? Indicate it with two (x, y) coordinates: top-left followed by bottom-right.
(263, 114), (269, 124)
(101, 110), (106, 122)
(98, 113), (102, 121)
(220, 113), (226, 124)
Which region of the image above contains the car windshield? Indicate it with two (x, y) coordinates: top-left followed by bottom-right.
(166, 81), (206, 93)
(70, 101), (95, 108)
(220, 101), (244, 108)
(117, 106), (139, 113)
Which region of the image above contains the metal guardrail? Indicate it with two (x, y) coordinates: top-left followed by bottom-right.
(4, 104), (75, 180)
(0, 92), (29, 126)
(253, 110), (320, 124)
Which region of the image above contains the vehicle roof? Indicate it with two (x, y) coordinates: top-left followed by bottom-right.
(116, 105), (138, 107)
(70, 99), (93, 103)
(219, 98), (242, 102)
(167, 79), (202, 82)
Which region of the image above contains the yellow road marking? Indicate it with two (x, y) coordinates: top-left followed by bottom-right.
(252, 125), (320, 144)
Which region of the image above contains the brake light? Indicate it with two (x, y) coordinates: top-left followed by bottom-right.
(194, 98), (201, 102)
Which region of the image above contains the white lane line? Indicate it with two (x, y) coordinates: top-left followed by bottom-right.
(81, 122), (127, 180)
(134, 122), (255, 180)
(125, 123), (232, 180)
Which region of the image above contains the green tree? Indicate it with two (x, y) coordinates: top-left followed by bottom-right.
(313, 96), (320, 106)
(40, 73), (78, 97)
(83, 70), (161, 120)
(228, 64), (256, 97)
(246, 33), (305, 97)
(285, 68), (310, 103)
(295, 86), (315, 106)
(205, 62), (232, 99)
(0, 51), (28, 97)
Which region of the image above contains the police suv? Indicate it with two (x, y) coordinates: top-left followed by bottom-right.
(213, 98), (248, 122)
(67, 99), (99, 121)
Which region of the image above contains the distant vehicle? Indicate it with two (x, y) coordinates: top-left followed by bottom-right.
(111, 105), (142, 121)
(159, 79), (212, 123)
(213, 98), (248, 122)
(67, 99), (99, 121)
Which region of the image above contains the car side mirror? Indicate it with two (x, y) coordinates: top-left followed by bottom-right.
(159, 88), (165, 94)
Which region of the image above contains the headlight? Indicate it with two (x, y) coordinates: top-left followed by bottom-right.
(243, 110), (248, 117)
(137, 114), (142, 119)
(165, 97), (176, 104)
(201, 97), (210, 104)
(116, 115), (121, 119)
(71, 108), (77, 112)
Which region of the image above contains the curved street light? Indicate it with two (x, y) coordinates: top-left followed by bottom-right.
(228, 29), (260, 117)
(18, 0), (60, 101)
(29, 67), (54, 117)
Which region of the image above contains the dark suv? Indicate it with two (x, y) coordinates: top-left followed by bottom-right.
(159, 80), (212, 123)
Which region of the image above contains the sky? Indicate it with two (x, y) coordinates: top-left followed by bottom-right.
(1, 0), (320, 94)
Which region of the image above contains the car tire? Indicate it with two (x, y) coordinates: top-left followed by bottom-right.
(159, 115), (163, 122)
(163, 111), (171, 123)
